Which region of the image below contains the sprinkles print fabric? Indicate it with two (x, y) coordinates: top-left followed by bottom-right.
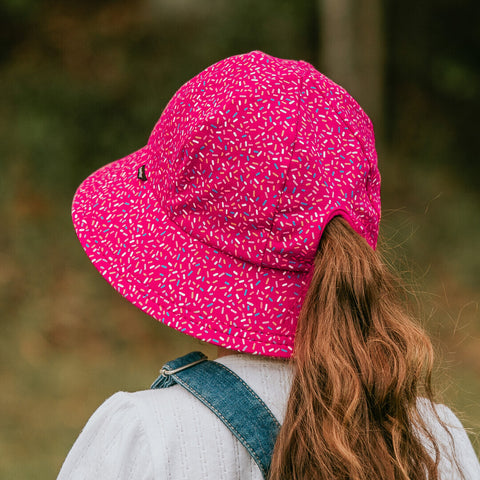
(72, 51), (381, 358)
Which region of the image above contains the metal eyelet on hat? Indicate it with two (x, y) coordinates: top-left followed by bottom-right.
(137, 164), (147, 181)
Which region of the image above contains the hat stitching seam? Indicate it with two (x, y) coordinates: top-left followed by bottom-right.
(305, 67), (374, 170)
(314, 82), (380, 223)
(149, 179), (312, 274)
(259, 64), (307, 267)
(159, 205), (312, 274)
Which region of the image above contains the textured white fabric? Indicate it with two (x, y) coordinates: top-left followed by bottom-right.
(58, 354), (480, 479)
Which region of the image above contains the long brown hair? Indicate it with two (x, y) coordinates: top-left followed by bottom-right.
(269, 216), (455, 480)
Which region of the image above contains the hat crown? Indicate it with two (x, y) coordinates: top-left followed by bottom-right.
(146, 51), (380, 270)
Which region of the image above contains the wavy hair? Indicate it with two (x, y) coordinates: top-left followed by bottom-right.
(269, 216), (458, 480)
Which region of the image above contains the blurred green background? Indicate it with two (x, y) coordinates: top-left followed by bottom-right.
(1, 0), (479, 477)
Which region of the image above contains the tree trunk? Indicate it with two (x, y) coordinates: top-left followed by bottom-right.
(319, 0), (384, 137)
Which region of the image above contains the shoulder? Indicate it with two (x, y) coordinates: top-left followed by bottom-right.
(417, 398), (472, 444)
(93, 387), (213, 443)
(57, 391), (156, 479)
(58, 387), (222, 480)
(416, 399), (480, 479)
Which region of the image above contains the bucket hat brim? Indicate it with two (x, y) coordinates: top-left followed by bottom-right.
(72, 146), (311, 357)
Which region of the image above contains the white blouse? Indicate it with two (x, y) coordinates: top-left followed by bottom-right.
(57, 354), (480, 479)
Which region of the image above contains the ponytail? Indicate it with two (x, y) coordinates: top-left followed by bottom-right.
(269, 216), (447, 480)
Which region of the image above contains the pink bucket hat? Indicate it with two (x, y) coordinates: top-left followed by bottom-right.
(72, 51), (381, 358)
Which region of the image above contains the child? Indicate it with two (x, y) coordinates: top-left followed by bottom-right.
(58, 51), (480, 479)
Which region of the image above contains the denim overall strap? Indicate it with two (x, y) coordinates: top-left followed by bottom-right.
(150, 351), (281, 479)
